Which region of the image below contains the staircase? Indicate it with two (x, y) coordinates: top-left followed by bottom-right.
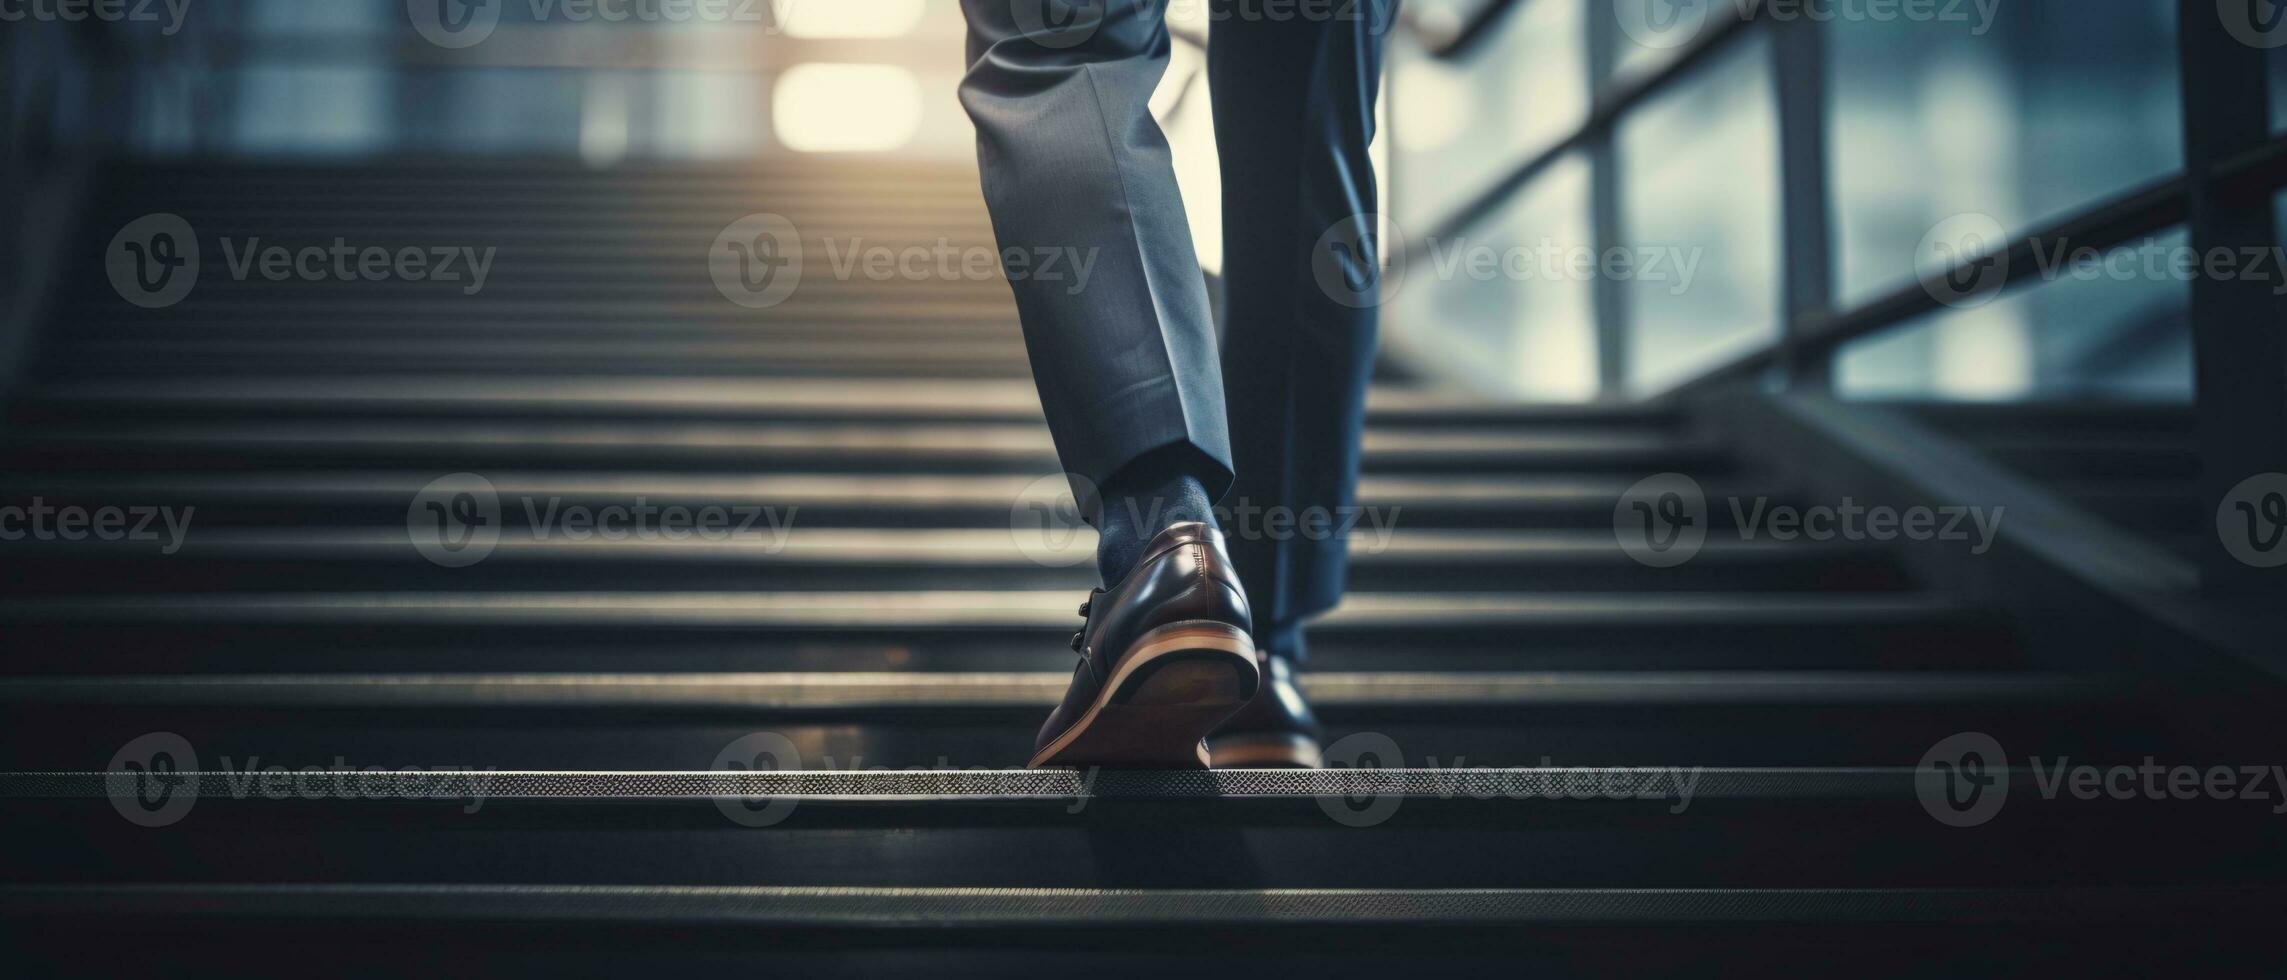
(1904, 401), (2205, 559)
(3, 159), (2281, 973)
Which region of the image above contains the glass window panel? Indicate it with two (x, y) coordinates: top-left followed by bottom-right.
(2273, 43), (2287, 131)
(1389, 153), (1599, 401)
(400, 70), (588, 156)
(1830, 0), (2183, 308)
(1391, 0), (1587, 230)
(1617, 31), (1779, 394)
(230, 67), (391, 155)
(651, 71), (768, 158)
(1836, 228), (2194, 402)
(1606, 0), (1716, 80)
(233, 0), (395, 34)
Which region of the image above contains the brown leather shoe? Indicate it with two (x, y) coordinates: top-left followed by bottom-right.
(1207, 653), (1323, 768)
(1026, 522), (1261, 769)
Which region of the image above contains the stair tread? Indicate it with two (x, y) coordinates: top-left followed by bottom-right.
(0, 590), (1976, 627)
(0, 471), (1753, 501)
(0, 765), (2086, 800)
(3, 527), (1873, 563)
(20, 377), (1672, 424)
(8, 882), (2271, 926)
(14, 421), (1688, 453)
(0, 670), (2111, 709)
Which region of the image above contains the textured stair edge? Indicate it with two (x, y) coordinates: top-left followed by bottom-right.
(17, 378), (1675, 425)
(2, 883), (2271, 926)
(0, 472), (1780, 510)
(0, 671), (2124, 712)
(0, 528), (1883, 565)
(0, 591), (1979, 628)
(4, 424), (1703, 459)
(0, 768), (1924, 801)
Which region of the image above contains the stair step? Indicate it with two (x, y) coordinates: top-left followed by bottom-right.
(15, 378), (1675, 427)
(0, 591), (2016, 676)
(1946, 437), (2199, 480)
(0, 529), (1907, 593)
(0, 472), (1770, 530)
(43, 340), (1038, 378)
(10, 886), (2268, 974)
(3, 422), (1722, 473)
(0, 670), (2101, 711)
(1894, 400), (2197, 438)
(1, 766), (2273, 888)
(0, 669), (2133, 769)
(0, 590), (1978, 630)
(5, 882), (2268, 925)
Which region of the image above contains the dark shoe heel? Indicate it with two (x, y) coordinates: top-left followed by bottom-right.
(1122, 655), (1250, 707)
(1112, 621), (1259, 705)
(1207, 732), (1325, 769)
(1027, 622), (1259, 770)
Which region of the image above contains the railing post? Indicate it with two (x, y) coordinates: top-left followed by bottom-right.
(1587, 0), (1630, 397)
(1772, 4), (1835, 391)
(2180, 0), (2287, 598)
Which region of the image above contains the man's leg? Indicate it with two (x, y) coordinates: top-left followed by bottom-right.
(958, 0), (1232, 585)
(962, 1), (1260, 769)
(1211, 0), (1395, 659)
(1204, 0), (1393, 768)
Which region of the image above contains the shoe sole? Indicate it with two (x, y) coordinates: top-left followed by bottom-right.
(1206, 732), (1325, 769)
(1026, 621), (1259, 770)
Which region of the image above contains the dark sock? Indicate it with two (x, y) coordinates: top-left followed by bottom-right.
(1095, 451), (1217, 587)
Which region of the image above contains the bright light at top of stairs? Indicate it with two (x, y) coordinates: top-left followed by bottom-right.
(778, 0), (927, 38)
(773, 64), (924, 153)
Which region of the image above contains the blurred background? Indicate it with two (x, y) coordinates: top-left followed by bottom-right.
(0, 0), (2233, 403)
(5, 4), (2287, 970)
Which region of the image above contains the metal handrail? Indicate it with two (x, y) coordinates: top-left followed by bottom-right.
(1409, 0), (1531, 59)
(1665, 130), (2287, 399)
(1393, 1), (1763, 269)
(1391, 0), (2287, 403)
